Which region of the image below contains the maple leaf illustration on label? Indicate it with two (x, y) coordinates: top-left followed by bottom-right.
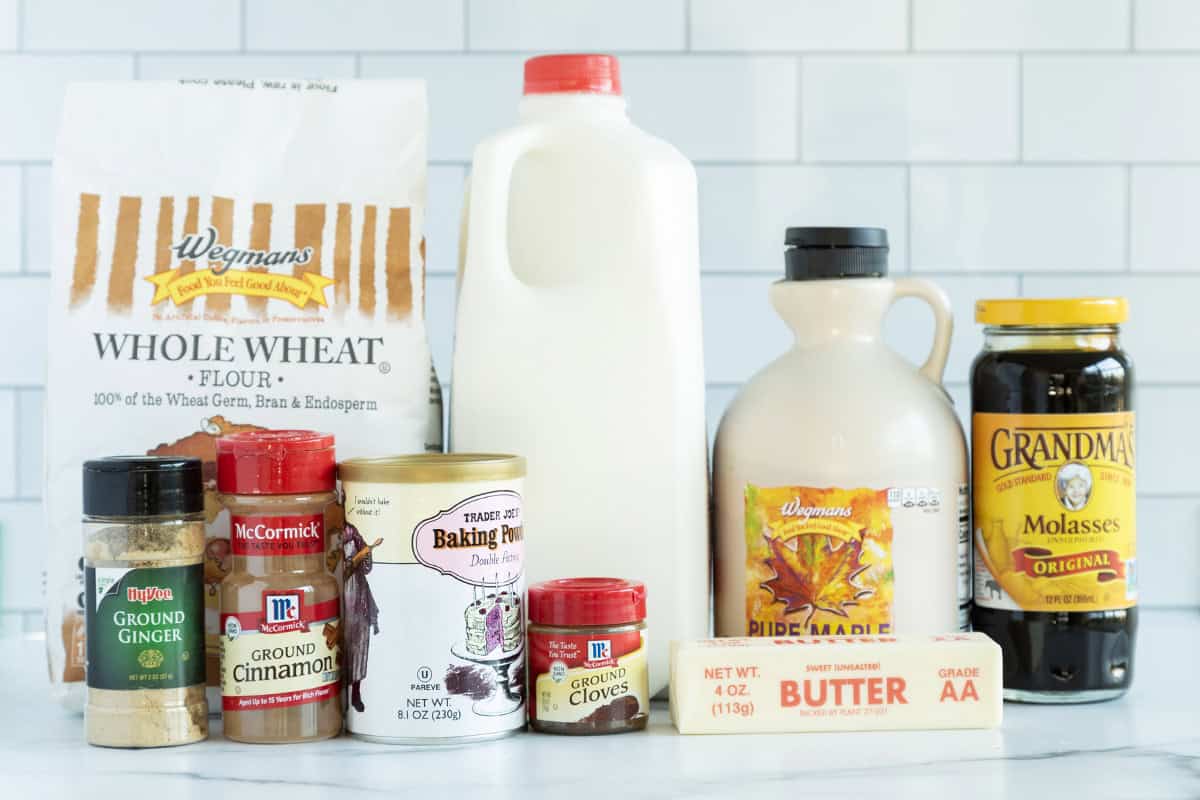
(760, 533), (874, 625)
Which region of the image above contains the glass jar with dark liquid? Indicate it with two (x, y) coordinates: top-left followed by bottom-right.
(970, 298), (1136, 703)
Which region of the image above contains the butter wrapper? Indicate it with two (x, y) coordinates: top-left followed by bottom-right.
(670, 633), (1002, 734)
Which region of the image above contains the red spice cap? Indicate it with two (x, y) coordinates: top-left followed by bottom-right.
(523, 54), (622, 96)
(216, 430), (335, 495)
(527, 577), (646, 627)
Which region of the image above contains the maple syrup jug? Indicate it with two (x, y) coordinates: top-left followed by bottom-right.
(714, 228), (969, 639)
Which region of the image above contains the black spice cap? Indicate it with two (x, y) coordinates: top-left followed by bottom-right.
(83, 456), (204, 518)
(784, 226), (889, 281)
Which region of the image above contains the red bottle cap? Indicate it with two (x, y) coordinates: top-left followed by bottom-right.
(216, 430), (335, 495)
(523, 54), (622, 96)
(528, 577), (646, 627)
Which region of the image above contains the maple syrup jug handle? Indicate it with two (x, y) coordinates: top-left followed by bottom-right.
(889, 277), (954, 383)
(463, 124), (553, 290)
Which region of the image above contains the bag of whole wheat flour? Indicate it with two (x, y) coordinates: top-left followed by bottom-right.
(46, 79), (441, 710)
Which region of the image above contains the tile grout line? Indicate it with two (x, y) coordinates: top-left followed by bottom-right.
(907, 0), (914, 51)
(132, 52), (140, 79)
(684, 0), (692, 51)
(354, 52), (362, 78)
(1129, 0), (1136, 51)
(1017, 54), (1024, 160)
(904, 164), (912, 269)
(11, 387), (20, 497)
(13, 47), (1178, 57)
(795, 57), (803, 161)
(17, 164), (26, 274)
(1125, 165), (1134, 271)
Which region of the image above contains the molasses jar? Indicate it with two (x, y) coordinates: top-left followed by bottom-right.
(970, 298), (1136, 703)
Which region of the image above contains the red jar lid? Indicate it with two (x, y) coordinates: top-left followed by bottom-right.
(528, 577), (646, 627)
(216, 430), (335, 495)
(523, 54), (622, 96)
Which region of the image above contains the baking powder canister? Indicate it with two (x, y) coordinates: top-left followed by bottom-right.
(338, 454), (526, 743)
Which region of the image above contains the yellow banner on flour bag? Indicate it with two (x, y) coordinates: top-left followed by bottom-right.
(147, 268), (336, 309)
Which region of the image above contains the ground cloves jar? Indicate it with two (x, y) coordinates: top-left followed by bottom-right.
(528, 578), (649, 734)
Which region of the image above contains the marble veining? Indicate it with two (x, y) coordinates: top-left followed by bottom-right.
(2, 610), (1198, 799)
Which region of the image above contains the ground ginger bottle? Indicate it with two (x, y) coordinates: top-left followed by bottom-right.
(217, 430), (343, 742)
(971, 298), (1136, 703)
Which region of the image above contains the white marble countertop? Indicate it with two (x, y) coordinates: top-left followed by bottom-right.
(2, 610), (1198, 799)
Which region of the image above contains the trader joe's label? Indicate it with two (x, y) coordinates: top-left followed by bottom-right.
(745, 485), (895, 637)
(973, 412), (1136, 612)
(85, 564), (205, 690)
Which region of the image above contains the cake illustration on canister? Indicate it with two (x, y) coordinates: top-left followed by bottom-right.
(464, 591), (522, 656)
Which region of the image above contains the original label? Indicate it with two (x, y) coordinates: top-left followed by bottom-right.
(341, 480), (525, 739)
(972, 412), (1137, 612)
(531, 629), (649, 726)
(745, 485), (895, 636)
(85, 563), (205, 690)
(220, 594), (341, 711)
(230, 513), (325, 557)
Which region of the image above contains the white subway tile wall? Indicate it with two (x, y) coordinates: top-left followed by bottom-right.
(912, 0), (1131, 51)
(24, 1), (241, 52)
(467, 0), (687, 51)
(0, 1), (1196, 620)
(801, 57), (1019, 161)
(1134, 0), (1200, 50)
(0, 1), (16, 50)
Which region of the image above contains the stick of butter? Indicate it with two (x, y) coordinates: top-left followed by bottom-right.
(670, 633), (1002, 734)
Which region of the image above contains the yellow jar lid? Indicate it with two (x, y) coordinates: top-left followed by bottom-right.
(338, 453), (525, 484)
(975, 297), (1128, 327)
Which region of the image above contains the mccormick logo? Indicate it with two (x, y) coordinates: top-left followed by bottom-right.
(586, 639), (615, 667)
(234, 520), (322, 543)
(126, 586), (174, 604)
(261, 590), (307, 634)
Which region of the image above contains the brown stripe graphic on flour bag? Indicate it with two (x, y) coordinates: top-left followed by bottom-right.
(205, 197), (235, 315)
(385, 207), (412, 320)
(154, 197), (174, 274)
(295, 204), (326, 317)
(106, 196), (142, 312)
(334, 203), (352, 308)
(69, 193), (101, 307)
(359, 205), (377, 316)
(246, 202), (273, 318)
(176, 196), (201, 312)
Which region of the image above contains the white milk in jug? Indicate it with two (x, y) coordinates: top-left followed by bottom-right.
(451, 54), (709, 693)
(714, 228), (969, 640)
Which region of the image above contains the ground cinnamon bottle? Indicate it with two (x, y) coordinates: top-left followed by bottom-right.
(216, 430), (343, 742)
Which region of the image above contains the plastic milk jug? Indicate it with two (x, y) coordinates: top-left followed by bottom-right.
(451, 54), (709, 693)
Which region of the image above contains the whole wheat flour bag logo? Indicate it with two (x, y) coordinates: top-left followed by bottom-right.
(45, 80), (442, 710)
